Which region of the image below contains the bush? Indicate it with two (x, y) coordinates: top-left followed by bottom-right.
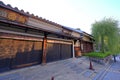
(83, 52), (111, 58)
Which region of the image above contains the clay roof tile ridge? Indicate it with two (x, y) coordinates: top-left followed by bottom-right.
(0, 1), (5, 5)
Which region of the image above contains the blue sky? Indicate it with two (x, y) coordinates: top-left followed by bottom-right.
(1, 0), (120, 34)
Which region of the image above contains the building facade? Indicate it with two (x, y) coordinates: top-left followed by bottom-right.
(0, 1), (94, 72)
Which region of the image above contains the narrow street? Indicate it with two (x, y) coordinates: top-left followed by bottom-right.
(0, 56), (120, 80)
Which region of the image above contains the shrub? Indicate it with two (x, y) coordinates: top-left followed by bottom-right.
(83, 52), (111, 58)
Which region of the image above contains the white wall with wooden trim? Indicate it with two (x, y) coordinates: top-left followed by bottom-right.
(71, 32), (80, 38)
(27, 17), (62, 33)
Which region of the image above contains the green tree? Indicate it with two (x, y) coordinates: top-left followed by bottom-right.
(92, 18), (120, 62)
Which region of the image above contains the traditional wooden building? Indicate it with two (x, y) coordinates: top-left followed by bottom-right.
(81, 32), (94, 53)
(63, 28), (94, 57)
(0, 1), (94, 72)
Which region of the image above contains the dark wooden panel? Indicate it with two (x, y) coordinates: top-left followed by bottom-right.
(82, 41), (93, 53)
(46, 42), (72, 62)
(0, 38), (43, 70)
(0, 58), (11, 72)
(29, 41), (43, 64)
(46, 43), (61, 62)
(61, 44), (72, 59)
(0, 39), (13, 72)
(11, 40), (43, 68)
(11, 40), (30, 66)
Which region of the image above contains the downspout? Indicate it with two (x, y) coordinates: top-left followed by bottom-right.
(72, 40), (75, 58)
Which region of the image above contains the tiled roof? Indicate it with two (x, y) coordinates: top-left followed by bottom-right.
(0, 1), (63, 28)
(0, 1), (93, 38)
(63, 26), (83, 33)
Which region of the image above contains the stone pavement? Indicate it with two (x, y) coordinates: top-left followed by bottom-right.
(98, 55), (120, 80)
(0, 56), (119, 80)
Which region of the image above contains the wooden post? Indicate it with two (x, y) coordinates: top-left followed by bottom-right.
(74, 40), (77, 57)
(42, 33), (47, 65)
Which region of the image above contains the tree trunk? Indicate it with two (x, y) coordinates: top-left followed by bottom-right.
(101, 36), (104, 53)
(113, 55), (116, 62)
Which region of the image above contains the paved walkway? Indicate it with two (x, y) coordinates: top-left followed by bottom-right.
(0, 56), (119, 80)
(98, 55), (120, 80)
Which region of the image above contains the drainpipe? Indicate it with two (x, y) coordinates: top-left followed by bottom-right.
(72, 40), (75, 58)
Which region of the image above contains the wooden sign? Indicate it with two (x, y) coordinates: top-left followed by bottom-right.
(18, 14), (27, 23)
(7, 11), (17, 21)
(0, 8), (27, 23)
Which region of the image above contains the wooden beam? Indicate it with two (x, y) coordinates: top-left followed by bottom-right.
(25, 28), (28, 33)
(42, 33), (47, 65)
